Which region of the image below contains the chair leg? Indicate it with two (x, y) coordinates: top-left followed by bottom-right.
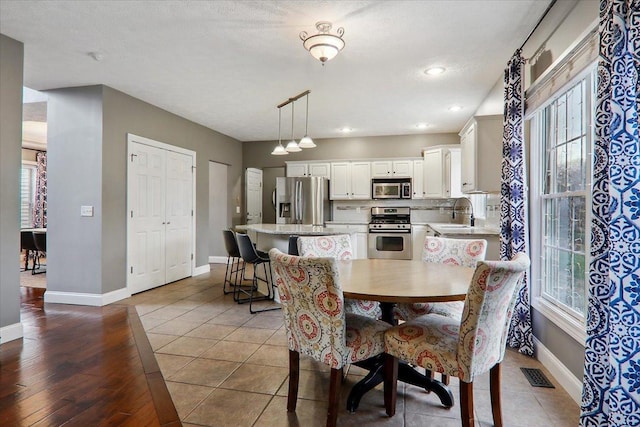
(441, 373), (450, 385)
(459, 381), (475, 427)
(384, 353), (398, 417)
(287, 350), (300, 412)
(327, 367), (343, 427)
(223, 256), (232, 294)
(490, 363), (503, 427)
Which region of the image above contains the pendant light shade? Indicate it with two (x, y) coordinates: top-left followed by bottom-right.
(298, 93), (316, 148)
(285, 102), (301, 152)
(271, 107), (288, 155)
(300, 21), (345, 64)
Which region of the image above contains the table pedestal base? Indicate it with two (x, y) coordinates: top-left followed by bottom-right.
(346, 356), (454, 412)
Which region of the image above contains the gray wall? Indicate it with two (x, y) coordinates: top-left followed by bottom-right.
(261, 167), (285, 224)
(0, 34), (23, 338)
(102, 86), (243, 270)
(242, 133), (460, 170)
(44, 84), (243, 297)
(46, 86), (104, 294)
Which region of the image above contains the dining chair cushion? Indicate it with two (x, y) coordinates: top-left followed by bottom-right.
(297, 234), (382, 320)
(394, 236), (487, 322)
(269, 248), (389, 370)
(385, 253), (530, 383)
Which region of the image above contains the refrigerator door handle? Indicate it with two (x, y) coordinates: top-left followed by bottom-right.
(297, 180), (303, 223)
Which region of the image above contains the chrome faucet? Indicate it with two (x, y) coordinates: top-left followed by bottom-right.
(452, 197), (475, 226)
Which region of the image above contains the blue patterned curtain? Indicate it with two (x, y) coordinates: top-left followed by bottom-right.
(500, 49), (534, 357)
(33, 151), (47, 228)
(580, 1), (640, 425)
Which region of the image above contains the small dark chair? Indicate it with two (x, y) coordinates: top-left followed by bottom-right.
(222, 229), (247, 300)
(20, 230), (39, 272)
(235, 233), (280, 313)
(32, 231), (47, 275)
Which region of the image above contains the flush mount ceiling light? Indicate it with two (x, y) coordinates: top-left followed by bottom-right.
(416, 123), (430, 129)
(300, 21), (345, 64)
(448, 105), (463, 112)
(340, 127), (353, 133)
(424, 67), (446, 75)
(271, 107), (288, 155)
(272, 90), (315, 155)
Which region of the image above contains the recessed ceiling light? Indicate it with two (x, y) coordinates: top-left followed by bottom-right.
(448, 105), (463, 112)
(340, 127), (352, 133)
(416, 123), (430, 129)
(424, 67), (445, 75)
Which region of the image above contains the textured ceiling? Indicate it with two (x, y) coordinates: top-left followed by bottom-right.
(1, 1), (552, 142)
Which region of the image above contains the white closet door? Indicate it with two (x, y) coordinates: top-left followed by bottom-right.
(129, 142), (166, 293)
(246, 168), (263, 224)
(165, 150), (193, 283)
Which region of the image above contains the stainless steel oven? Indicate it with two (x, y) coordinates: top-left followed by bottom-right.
(367, 207), (412, 260)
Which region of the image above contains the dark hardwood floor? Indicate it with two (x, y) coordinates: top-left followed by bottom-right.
(0, 287), (180, 427)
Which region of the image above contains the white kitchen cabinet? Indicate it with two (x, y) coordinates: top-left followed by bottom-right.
(327, 223), (368, 259)
(422, 145), (461, 198)
(286, 162), (331, 178)
(371, 160), (413, 178)
(330, 161), (371, 200)
(459, 115), (503, 193)
(412, 159), (425, 199)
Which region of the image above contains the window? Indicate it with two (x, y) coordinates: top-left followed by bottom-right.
(21, 162), (37, 228)
(529, 65), (596, 339)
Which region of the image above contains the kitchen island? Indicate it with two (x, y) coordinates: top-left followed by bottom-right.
(242, 223), (363, 257)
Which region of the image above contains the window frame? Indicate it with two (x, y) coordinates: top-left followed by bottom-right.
(527, 63), (596, 345)
(21, 160), (37, 229)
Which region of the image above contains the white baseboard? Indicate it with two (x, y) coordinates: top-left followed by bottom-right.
(534, 337), (583, 405)
(209, 256), (227, 264)
(193, 264), (210, 276)
(0, 322), (23, 344)
(44, 287), (131, 306)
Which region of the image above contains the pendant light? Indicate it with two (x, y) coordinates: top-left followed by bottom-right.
(298, 92), (316, 148)
(285, 102), (301, 152)
(271, 107), (288, 155)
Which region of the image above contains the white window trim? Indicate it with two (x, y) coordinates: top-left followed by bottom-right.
(527, 65), (596, 345)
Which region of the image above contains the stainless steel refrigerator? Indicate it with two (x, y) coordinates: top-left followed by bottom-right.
(275, 177), (331, 225)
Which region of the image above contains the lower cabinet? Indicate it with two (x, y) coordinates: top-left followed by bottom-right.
(411, 225), (427, 261)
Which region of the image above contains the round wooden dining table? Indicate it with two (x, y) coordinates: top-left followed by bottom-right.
(334, 258), (476, 412)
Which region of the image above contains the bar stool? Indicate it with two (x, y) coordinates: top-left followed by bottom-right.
(33, 231), (47, 275)
(235, 233), (280, 314)
(222, 229), (245, 298)
(20, 230), (38, 272)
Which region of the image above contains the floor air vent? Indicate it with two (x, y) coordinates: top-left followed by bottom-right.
(520, 368), (555, 388)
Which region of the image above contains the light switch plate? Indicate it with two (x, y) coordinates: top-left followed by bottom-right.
(81, 205), (94, 217)
(236, 206), (240, 214)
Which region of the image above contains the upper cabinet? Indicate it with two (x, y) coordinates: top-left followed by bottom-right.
(371, 160), (413, 178)
(422, 145), (462, 198)
(412, 159), (425, 199)
(330, 161), (371, 200)
(459, 115), (503, 193)
(286, 162), (331, 178)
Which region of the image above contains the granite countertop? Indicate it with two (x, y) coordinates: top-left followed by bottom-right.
(426, 222), (500, 237)
(244, 223), (357, 236)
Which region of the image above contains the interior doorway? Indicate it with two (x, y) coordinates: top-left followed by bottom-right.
(209, 161), (228, 263)
(245, 168), (262, 224)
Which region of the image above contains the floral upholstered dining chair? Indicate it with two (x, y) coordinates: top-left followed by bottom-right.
(393, 236), (487, 322)
(297, 234), (383, 320)
(268, 248), (393, 427)
(384, 253), (530, 427)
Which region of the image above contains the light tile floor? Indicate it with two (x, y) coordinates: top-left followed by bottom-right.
(121, 264), (580, 427)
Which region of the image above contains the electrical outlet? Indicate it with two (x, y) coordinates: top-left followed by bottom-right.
(80, 205), (94, 217)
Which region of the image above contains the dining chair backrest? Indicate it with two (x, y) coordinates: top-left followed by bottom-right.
(456, 252), (530, 382)
(269, 248), (350, 370)
(222, 229), (240, 258)
(287, 235), (299, 255)
(236, 233), (261, 264)
(422, 236), (487, 267)
(33, 232), (47, 253)
(297, 234), (353, 260)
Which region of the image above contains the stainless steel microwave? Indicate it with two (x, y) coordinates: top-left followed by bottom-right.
(372, 179), (412, 199)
